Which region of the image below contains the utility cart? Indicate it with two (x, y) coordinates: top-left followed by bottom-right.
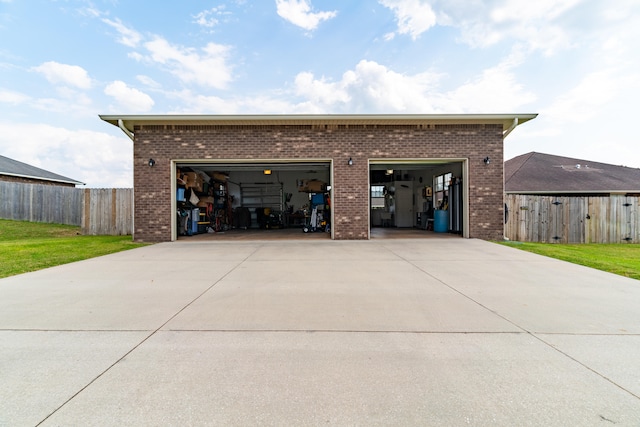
(302, 192), (330, 233)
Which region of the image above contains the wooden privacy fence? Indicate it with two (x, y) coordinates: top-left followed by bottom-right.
(0, 181), (133, 235)
(81, 188), (133, 235)
(0, 181), (83, 225)
(505, 194), (639, 243)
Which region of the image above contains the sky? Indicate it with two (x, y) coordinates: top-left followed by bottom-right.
(0, 0), (638, 187)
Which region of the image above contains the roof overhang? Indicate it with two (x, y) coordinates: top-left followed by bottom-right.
(0, 172), (84, 186)
(100, 114), (537, 141)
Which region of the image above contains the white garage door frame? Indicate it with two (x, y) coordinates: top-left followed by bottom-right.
(170, 158), (334, 241)
(368, 158), (469, 239)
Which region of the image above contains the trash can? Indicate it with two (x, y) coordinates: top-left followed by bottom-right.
(433, 210), (449, 233)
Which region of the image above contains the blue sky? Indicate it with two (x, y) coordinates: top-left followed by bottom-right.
(0, 0), (638, 187)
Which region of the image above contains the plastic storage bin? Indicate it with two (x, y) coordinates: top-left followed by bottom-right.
(433, 210), (449, 233)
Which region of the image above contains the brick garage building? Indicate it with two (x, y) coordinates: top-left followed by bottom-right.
(101, 114), (536, 243)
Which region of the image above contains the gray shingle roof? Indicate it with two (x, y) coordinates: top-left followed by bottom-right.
(0, 155), (84, 185)
(505, 152), (640, 194)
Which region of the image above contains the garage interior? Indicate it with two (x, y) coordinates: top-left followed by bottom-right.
(174, 159), (465, 240)
(174, 161), (332, 240)
(369, 160), (465, 237)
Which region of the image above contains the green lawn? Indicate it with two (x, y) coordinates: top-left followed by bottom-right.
(498, 241), (640, 280)
(0, 219), (148, 278)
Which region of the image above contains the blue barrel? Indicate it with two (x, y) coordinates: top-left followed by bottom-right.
(433, 210), (449, 233)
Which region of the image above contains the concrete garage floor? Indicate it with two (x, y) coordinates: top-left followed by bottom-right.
(1, 238), (639, 425)
(183, 226), (459, 241)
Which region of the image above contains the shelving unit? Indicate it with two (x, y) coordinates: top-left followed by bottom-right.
(176, 169), (233, 235)
(211, 181), (231, 232)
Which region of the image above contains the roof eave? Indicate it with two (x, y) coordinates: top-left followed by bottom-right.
(100, 113), (538, 135)
(0, 172), (85, 186)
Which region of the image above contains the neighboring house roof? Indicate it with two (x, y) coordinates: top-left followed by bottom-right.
(505, 152), (640, 194)
(0, 155), (84, 186)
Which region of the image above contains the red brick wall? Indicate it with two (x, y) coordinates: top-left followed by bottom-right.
(133, 124), (504, 242)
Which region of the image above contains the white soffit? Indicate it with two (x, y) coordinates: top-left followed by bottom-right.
(100, 114), (538, 135)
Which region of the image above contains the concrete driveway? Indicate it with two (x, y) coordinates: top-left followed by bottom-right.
(1, 238), (639, 426)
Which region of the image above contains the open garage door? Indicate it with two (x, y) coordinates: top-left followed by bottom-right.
(369, 159), (468, 239)
(171, 160), (332, 241)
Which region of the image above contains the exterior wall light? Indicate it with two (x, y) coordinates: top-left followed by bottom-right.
(483, 157), (490, 165)
(263, 169), (272, 175)
(148, 158), (156, 167)
(348, 157), (353, 166)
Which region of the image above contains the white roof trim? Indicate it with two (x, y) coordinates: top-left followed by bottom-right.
(1, 172), (84, 186)
(101, 113), (538, 136)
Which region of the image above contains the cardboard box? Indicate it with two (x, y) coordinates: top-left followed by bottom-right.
(196, 196), (214, 207)
(307, 180), (325, 192)
(183, 172), (203, 192)
(211, 172), (228, 182)
(297, 179), (326, 193)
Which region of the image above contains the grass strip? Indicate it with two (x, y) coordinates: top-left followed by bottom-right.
(0, 219), (147, 278)
(498, 241), (640, 281)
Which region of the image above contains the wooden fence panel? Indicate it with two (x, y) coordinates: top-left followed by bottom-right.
(1, 182), (133, 235)
(81, 188), (133, 235)
(566, 197), (586, 243)
(0, 181), (83, 225)
(627, 197), (638, 243)
(505, 194), (640, 243)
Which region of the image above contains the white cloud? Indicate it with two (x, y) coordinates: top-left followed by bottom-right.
(378, 0), (583, 55)
(0, 88), (30, 104)
(379, 0), (437, 40)
(294, 72), (352, 106)
(490, 0), (582, 23)
(275, 0), (337, 31)
(166, 89), (296, 115)
(294, 60), (444, 113)
(136, 75), (161, 89)
(449, 0), (582, 54)
(439, 53), (536, 112)
(546, 71), (617, 123)
(173, 91), (232, 113)
(95, 14), (234, 90)
(32, 61), (92, 89)
(0, 122), (133, 188)
(104, 81), (154, 112)
(102, 17), (143, 48)
(193, 6), (230, 29)
(292, 57), (533, 114)
(141, 37), (233, 89)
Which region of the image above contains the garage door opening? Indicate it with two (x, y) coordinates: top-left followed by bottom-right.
(369, 160), (468, 239)
(172, 161), (332, 241)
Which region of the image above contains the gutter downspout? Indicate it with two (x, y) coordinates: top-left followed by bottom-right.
(118, 119), (134, 141)
(503, 117), (518, 139)
(117, 119), (135, 240)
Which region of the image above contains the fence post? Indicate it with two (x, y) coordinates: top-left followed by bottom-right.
(82, 188), (91, 234)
